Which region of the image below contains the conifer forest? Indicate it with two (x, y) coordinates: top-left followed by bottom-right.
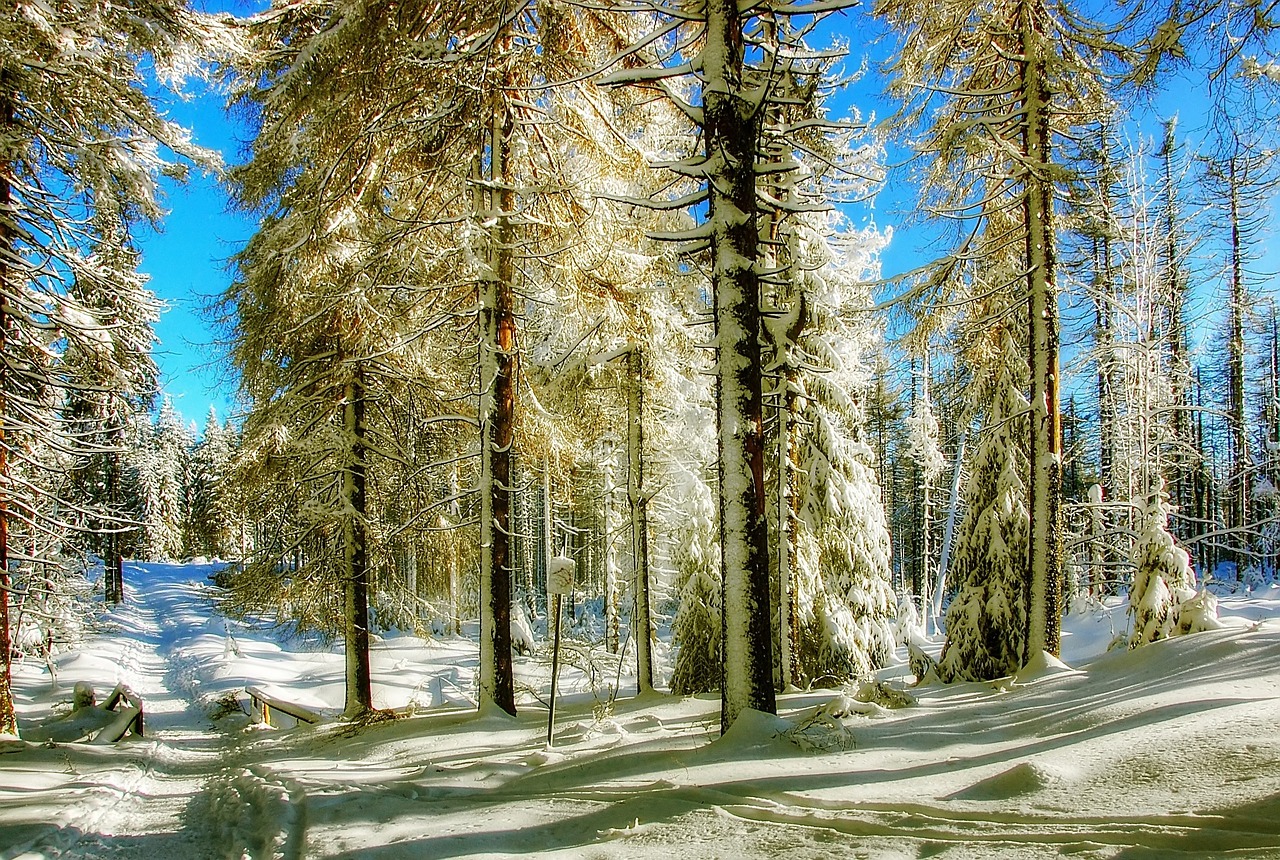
(3, 3), (1280, 854)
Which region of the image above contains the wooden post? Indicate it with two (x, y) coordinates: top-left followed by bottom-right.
(545, 555), (574, 747)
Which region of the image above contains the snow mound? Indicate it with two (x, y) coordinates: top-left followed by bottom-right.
(716, 709), (793, 750)
(948, 760), (1069, 801)
(1012, 650), (1080, 684)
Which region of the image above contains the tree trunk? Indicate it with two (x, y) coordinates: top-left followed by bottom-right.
(1159, 121), (1192, 541)
(1269, 305), (1280, 573)
(1226, 154), (1249, 571)
(1091, 124), (1118, 594)
(1021, 0), (1063, 661)
(705, 0), (776, 733)
(628, 346), (653, 694)
(107, 453), (124, 605)
(603, 460), (618, 654)
(1194, 367), (1215, 575)
(776, 375), (793, 689)
(542, 459), (554, 628)
(0, 319), (13, 736)
(342, 367), (373, 720)
(476, 94), (517, 717)
(0, 84), (17, 737)
(917, 357), (933, 623)
(448, 462), (461, 636)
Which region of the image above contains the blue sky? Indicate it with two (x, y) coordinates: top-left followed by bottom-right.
(136, 91), (254, 432)
(133, 0), (262, 432)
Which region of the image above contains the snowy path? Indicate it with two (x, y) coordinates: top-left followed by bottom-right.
(2, 563), (261, 860)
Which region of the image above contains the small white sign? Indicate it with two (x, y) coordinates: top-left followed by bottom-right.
(547, 556), (575, 595)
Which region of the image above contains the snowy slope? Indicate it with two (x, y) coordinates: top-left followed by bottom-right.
(4, 562), (1280, 859)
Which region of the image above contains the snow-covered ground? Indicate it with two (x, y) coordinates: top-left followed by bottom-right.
(4, 561), (1280, 859)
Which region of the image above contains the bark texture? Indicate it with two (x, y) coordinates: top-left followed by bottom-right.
(705, 0), (776, 733)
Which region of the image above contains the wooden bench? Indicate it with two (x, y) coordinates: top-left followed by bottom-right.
(91, 684), (144, 744)
(246, 686), (322, 728)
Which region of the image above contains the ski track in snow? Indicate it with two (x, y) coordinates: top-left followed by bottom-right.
(5, 564), (1280, 859)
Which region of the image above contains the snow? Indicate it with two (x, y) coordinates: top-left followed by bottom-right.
(6, 561), (1280, 858)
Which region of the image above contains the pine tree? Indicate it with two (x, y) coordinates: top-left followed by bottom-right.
(937, 327), (1031, 682)
(186, 408), (240, 559)
(602, 0), (872, 733)
(667, 427), (722, 695)
(134, 399), (192, 562)
(227, 0), (670, 717)
(779, 215), (896, 688)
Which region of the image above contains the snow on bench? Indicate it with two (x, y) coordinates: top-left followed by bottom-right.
(245, 686), (322, 729)
(91, 684), (144, 744)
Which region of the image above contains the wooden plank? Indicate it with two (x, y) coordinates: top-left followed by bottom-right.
(91, 707), (141, 745)
(245, 686), (322, 726)
(90, 684), (144, 742)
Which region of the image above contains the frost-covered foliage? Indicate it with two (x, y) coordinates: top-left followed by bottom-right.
(791, 431), (896, 686)
(669, 550), (722, 696)
(938, 339), (1031, 682)
(9, 559), (95, 667)
(1, 0), (223, 735)
(134, 400), (194, 562)
(185, 409), (243, 560)
(776, 214), (896, 688)
(1128, 486), (1197, 647)
(666, 389), (723, 696)
(906, 394), (947, 485)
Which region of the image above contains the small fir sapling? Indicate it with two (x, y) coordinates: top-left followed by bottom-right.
(1128, 484), (1217, 646)
(895, 596), (936, 684)
(668, 463), (723, 695)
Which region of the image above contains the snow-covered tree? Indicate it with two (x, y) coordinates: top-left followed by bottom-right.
(1128, 483), (1196, 647)
(776, 216), (896, 688)
(937, 325), (1031, 682)
(227, 0), (672, 718)
(667, 449), (722, 695)
(134, 399), (192, 562)
(60, 258), (161, 599)
(904, 356), (947, 611)
(878, 0), (1123, 664)
(0, 0), (221, 736)
(186, 408), (241, 560)
(602, 0), (873, 733)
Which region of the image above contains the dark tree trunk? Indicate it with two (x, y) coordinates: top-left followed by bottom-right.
(477, 88), (517, 717)
(628, 347), (654, 694)
(705, 0), (776, 734)
(1226, 155), (1249, 571)
(1021, 0), (1063, 660)
(342, 366), (373, 719)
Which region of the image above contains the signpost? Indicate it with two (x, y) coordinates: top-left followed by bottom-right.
(546, 555), (575, 747)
